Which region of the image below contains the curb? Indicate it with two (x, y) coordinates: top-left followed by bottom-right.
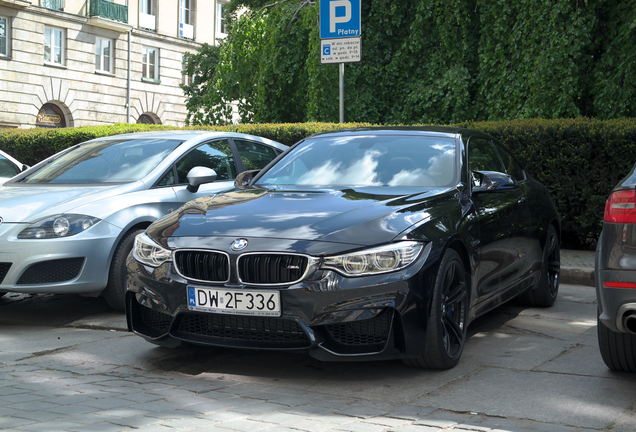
(561, 266), (595, 287)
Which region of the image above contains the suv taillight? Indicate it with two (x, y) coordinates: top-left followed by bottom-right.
(604, 189), (636, 223)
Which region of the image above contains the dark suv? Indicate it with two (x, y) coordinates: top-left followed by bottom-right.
(596, 164), (636, 372)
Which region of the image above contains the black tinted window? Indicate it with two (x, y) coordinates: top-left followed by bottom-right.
(235, 140), (278, 171)
(0, 156), (19, 177)
(176, 140), (236, 183)
(497, 144), (525, 181)
(468, 138), (505, 173)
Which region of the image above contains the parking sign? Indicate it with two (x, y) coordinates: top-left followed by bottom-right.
(320, 0), (361, 39)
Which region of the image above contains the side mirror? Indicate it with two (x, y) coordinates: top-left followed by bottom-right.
(472, 170), (516, 193)
(21, 164), (30, 172)
(234, 170), (260, 190)
(186, 166), (217, 192)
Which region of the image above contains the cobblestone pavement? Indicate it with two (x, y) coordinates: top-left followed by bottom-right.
(1, 284), (635, 432)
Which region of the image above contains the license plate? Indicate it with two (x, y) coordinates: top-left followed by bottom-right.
(187, 286), (281, 317)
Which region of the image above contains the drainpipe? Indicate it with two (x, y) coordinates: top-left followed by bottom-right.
(126, 29), (132, 123)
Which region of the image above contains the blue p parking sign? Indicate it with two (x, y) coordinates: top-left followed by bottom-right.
(320, 0), (361, 39)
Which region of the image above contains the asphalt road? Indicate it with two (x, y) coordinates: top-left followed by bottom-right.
(0, 284), (634, 432)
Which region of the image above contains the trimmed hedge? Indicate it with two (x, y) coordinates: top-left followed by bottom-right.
(2, 118), (636, 249)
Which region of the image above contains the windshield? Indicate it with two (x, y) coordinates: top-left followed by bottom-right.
(17, 139), (183, 184)
(257, 135), (458, 187)
(0, 155), (20, 178)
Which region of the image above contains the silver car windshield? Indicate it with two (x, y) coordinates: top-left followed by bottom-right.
(257, 135), (458, 187)
(17, 139), (183, 184)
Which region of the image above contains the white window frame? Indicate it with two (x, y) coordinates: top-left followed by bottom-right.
(0, 16), (9, 58)
(44, 26), (65, 66)
(216, 2), (227, 36)
(140, 0), (155, 15)
(95, 37), (114, 74)
(142, 46), (159, 82)
(180, 0), (194, 26)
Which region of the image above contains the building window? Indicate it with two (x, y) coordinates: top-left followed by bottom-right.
(0, 17), (8, 57)
(140, 0), (155, 15)
(179, 0), (195, 39)
(44, 26), (64, 65)
(36, 103), (67, 128)
(142, 46), (159, 82)
(137, 113), (161, 124)
(95, 37), (113, 73)
(216, 2), (227, 36)
(139, 0), (157, 30)
(180, 0), (194, 25)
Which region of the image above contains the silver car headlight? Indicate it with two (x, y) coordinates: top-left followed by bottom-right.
(132, 233), (172, 267)
(322, 241), (424, 277)
(18, 214), (101, 239)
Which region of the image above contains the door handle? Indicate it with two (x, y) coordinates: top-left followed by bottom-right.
(517, 196), (527, 205)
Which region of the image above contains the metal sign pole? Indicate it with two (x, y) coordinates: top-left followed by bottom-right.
(339, 63), (345, 123)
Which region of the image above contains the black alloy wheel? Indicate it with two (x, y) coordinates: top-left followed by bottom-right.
(440, 256), (469, 359)
(519, 225), (560, 307)
(403, 248), (469, 369)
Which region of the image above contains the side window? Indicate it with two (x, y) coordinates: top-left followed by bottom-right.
(235, 140), (278, 171)
(496, 144), (526, 181)
(175, 140), (236, 183)
(468, 138), (506, 187)
(468, 138), (505, 173)
(156, 168), (175, 187)
(0, 156), (19, 177)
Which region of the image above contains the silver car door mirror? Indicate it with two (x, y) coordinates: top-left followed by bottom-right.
(186, 166), (218, 192)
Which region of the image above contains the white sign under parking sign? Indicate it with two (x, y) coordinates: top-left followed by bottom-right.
(321, 37), (361, 64)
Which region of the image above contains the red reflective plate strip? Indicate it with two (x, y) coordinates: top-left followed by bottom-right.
(603, 281), (636, 289)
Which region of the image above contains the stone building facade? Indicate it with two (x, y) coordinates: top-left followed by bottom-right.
(0, 0), (227, 128)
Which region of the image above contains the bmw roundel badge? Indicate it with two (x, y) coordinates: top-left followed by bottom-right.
(231, 238), (248, 251)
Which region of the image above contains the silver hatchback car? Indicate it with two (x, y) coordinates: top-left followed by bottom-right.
(0, 131), (286, 310)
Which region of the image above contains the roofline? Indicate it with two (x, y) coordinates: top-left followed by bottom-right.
(309, 126), (491, 140)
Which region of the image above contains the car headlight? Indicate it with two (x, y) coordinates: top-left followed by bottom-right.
(132, 233), (172, 267)
(322, 241), (424, 277)
(18, 214), (101, 239)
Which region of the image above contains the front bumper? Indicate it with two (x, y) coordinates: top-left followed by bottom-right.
(126, 243), (437, 361)
(0, 221), (121, 294)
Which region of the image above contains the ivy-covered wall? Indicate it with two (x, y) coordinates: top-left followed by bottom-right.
(182, 0), (635, 125)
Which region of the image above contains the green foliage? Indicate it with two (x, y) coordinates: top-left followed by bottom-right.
(2, 118), (636, 249)
(591, 0), (636, 118)
(183, 0), (634, 125)
(476, 0), (596, 120)
(181, 44), (223, 125)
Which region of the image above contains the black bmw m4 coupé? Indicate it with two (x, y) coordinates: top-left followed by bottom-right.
(126, 127), (560, 369)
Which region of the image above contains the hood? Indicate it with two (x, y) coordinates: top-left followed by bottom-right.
(0, 183), (141, 223)
(148, 186), (459, 247)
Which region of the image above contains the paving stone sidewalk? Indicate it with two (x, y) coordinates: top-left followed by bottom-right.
(1, 284), (635, 432)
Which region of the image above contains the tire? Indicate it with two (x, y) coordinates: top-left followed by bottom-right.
(102, 229), (144, 312)
(403, 248), (470, 370)
(598, 317), (636, 372)
(518, 225), (560, 307)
